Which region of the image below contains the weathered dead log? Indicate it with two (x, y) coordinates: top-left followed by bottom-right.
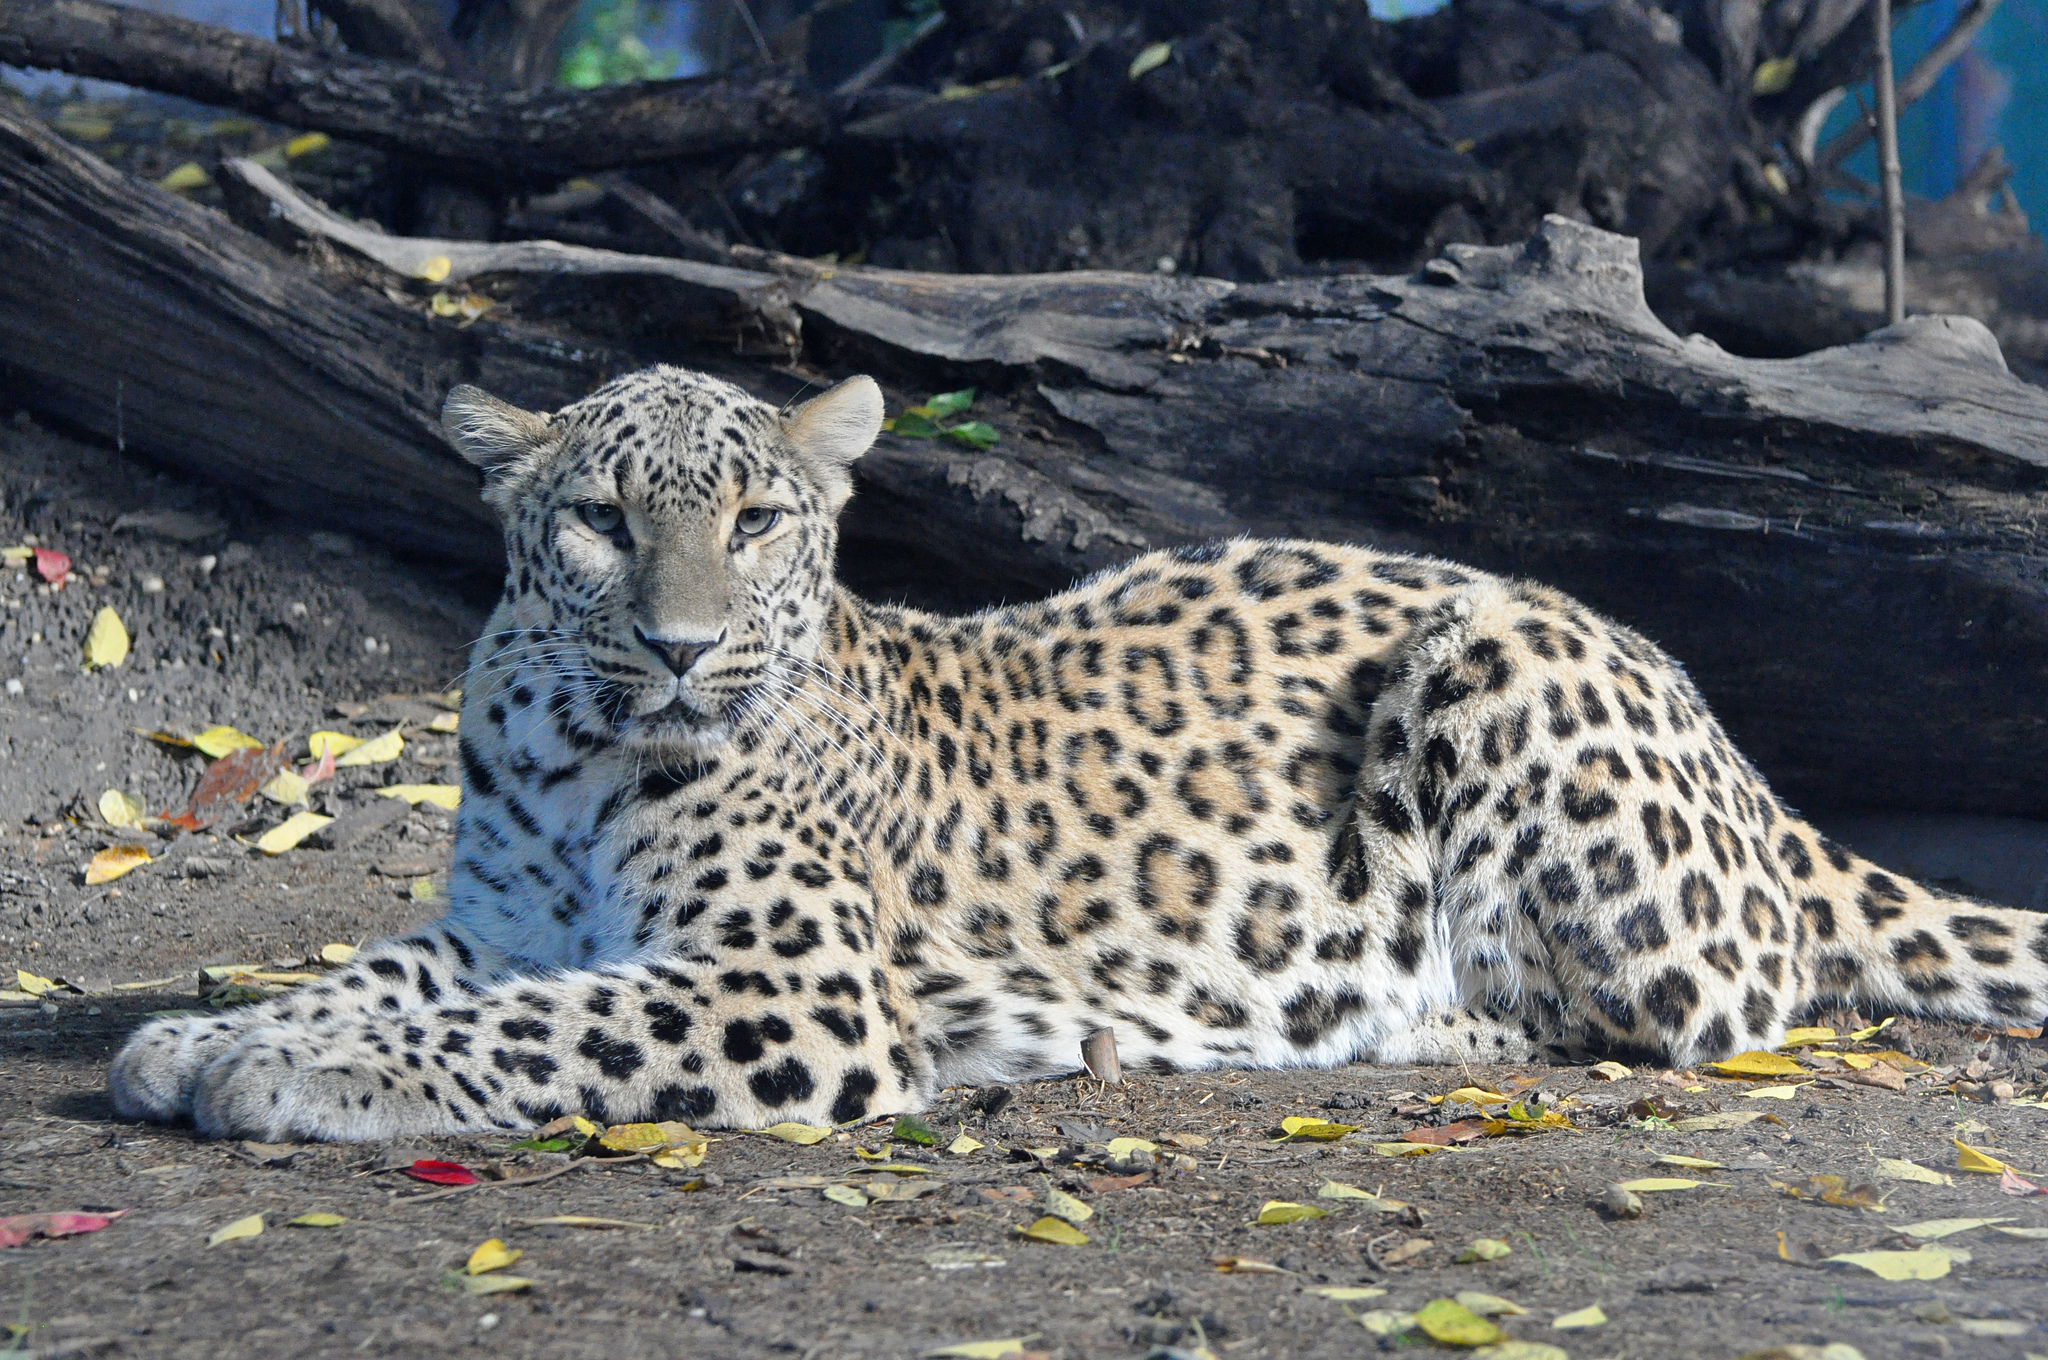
(6, 106), (2048, 818)
(0, 0), (827, 175)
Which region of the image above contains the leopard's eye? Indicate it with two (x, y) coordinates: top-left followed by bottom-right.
(578, 503), (629, 546)
(734, 507), (780, 538)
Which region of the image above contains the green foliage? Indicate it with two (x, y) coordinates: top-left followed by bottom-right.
(558, 0), (680, 89)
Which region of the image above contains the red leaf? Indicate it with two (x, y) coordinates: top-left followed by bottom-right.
(1403, 1119), (1491, 1146)
(32, 547), (69, 587)
(161, 741), (290, 830)
(0, 1209), (126, 1249)
(2000, 1167), (2047, 1198)
(404, 1160), (478, 1186)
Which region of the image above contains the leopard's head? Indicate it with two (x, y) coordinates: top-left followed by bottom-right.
(443, 365), (882, 756)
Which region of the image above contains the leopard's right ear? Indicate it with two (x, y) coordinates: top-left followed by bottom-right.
(442, 385), (553, 482)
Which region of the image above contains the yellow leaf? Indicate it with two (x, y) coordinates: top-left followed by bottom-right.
(1552, 1304), (1607, 1329)
(319, 943), (357, 966)
(1849, 1017), (1895, 1041)
(514, 1215), (655, 1230)
(98, 788), (146, 828)
(447, 1272), (532, 1294)
(430, 290), (462, 317)
(1373, 1142), (1438, 1157)
(1015, 1215), (1088, 1245)
(1105, 1136), (1157, 1157)
(1314, 1286), (1389, 1300)
(1445, 1087), (1512, 1106)
(409, 877), (441, 902)
(306, 730), (362, 760)
(466, 1238), (522, 1274)
(1213, 1256), (1286, 1273)
(1456, 1238), (1512, 1263)
(375, 784), (461, 810)
(158, 161), (209, 192)
(429, 712), (460, 733)
(1954, 1139), (2007, 1174)
(1455, 1292), (1529, 1316)
(1825, 1246), (1966, 1280)
(208, 1213), (264, 1246)
(571, 1116), (600, 1136)
(1415, 1298), (1501, 1346)
(288, 1212), (345, 1227)
(823, 1183), (869, 1207)
(1256, 1201), (1329, 1225)
(598, 1122), (670, 1153)
(949, 1133), (985, 1156)
(259, 769), (310, 805)
(1894, 1216), (2011, 1240)
(85, 844), (152, 884)
(757, 1122), (833, 1145)
(416, 255), (452, 283)
(1779, 1026), (1837, 1048)
(14, 970), (59, 996)
(1657, 1155), (1724, 1169)
(1706, 1050), (1805, 1078)
(1357, 1310), (1419, 1336)
(192, 725), (264, 757)
(1874, 1157), (1949, 1186)
(1746, 1083), (1812, 1099)
(1751, 56), (1797, 95)
(83, 607), (129, 669)
(256, 811), (333, 854)
(1614, 1177), (1725, 1192)
(1673, 1111), (1770, 1132)
(284, 131), (329, 158)
(924, 1337), (1041, 1360)
(1317, 1181), (1406, 1210)
(1046, 1187), (1093, 1224)
(1471, 1344), (1568, 1360)
(1588, 1060), (1632, 1081)
(1277, 1116), (1358, 1141)
(335, 727), (403, 767)
(1128, 41), (1173, 79)
(0, 545), (30, 562)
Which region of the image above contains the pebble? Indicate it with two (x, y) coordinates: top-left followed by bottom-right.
(1600, 1182), (1643, 1218)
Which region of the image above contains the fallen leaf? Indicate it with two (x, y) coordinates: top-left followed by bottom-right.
(1874, 1158), (1950, 1186)
(1315, 1286), (1389, 1300)
(924, 389), (976, 419)
(444, 1271), (531, 1294)
(98, 788), (147, 828)
(1778, 1027), (1838, 1048)
(83, 607), (128, 669)
(306, 730), (362, 760)
(190, 725), (264, 758)
(512, 1216), (656, 1230)
(259, 769), (310, 805)
(1212, 1255), (1288, 1273)
(158, 161), (209, 192)
(1657, 1155), (1724, 1169)
(255, 811), (334, 854)
(1998, 1167), (2046, 1197)
(1471, 1345), (1569, 1360)
(1825, 1246), (1966, 1280)
(429, 711), (460, 733)
(1277, 1116), (1358, 1142)
(1087, 1172), (1152, 1192)
(85, 844), (152, 884)
(466, 1238), (522, 1274)
(1444, 1087), (1513, 1106)
(1707, 1050), (1806, 1078)
(0, 1209), (126, 1249)
(1956, 1319), (2027, 1338)
(1615, 1177), (1726, 1192)
(1416, 1298), (1501, 1346)
(1673, 1111), (1773, 1132)
(858, 1163), (942, 1176)
(1380, 1237), (1433, 1265)
(1840, 1062), (1908, 1092)
(1455, 1292), (1529, 1316)
(284, 130), (329, 158)
(1602, 1183), (1644, 1218)
(1405, 1119), (1491, 1146)
(924, 1248), (1005, 1270)
(33, 546), (70, 586)
(1128, 39), (1173, 78)
(1588, 1061), (1633, 1081)
(1894, 1216), (2011, 1240)
(403, 1160), (477, 1186)
(1015, 1215), (1088, 1245)
(375, 784), (461, 810)
(1747, 1083), (1813, 1099)
(892, 1114), (939, 1146)
(169, 741), (291, 830)
(1046, 1187), (1094, 1224)
(1159, 1133), (1210, 1149)
(288, 1213), (345, 1228)
(1773, 1175), (1885, 1210)
(1457, 1238), (1513, 1263)
(1256, 1201), (1330, 1225)
(1992, 1225), (2048, 1238)
(822, 1184), (869, 1208)
(1955, 1139), (2008, 1174)
(416, 255), (452, 283)
(885, 410), (941, 438)
(948, 1133), (984, 1156)
(1357, 1310), (1419, 1336)
(1848, 1017), (1895, 1041)
(318, 943), (357, 966)
(1751, 55), (1798, 95)
(1552, 1303), (1607, 1329)
(208, 1213), (264, 1246)
(941, 421), (1000, 450)
(978, 1187), (1034, 1203)
(924, 1337), (1041, 1360)
(1373, 1142), (1439, 1157)
(1104, 1136), (1157, 1158)
(1316, 1181), (1407, 1211)
(335, 727), (403, 767)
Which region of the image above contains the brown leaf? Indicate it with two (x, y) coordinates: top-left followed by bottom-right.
(1086, 1172), (1152, 1192)
(164, 742), (290, 831)
(1839, 1061), (1907, 1092)
(1772, 1175), (1885, 1209)
(1404, 1119), (1490, 1146)
(978, 1186), (1035, 1203)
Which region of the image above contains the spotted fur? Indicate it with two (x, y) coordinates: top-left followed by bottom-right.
(108, 366), (2048, 1140)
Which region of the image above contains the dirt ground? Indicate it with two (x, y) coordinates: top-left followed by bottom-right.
(3, 416), (2047, 1360)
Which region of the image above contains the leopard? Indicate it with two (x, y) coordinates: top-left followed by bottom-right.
(109, 364), (2048, 1142)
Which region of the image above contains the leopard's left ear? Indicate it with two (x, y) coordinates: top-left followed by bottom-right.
(781, 376), (882, 510)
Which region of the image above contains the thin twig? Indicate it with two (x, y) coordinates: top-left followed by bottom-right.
(729, 0), (771, 64)
(392, 1153), (649, 1205)
(1872, 0), (1907, 326)
(1816, 0), (2003, 171)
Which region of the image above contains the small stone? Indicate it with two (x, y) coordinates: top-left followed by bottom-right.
(476, 1313), (499, 1331)
(140, 575), (165, 594)
(1600, 1183), (1643, 1218)
(5, 679), (22, 696)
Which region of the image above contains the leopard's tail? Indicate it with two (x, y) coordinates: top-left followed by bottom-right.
(1781, 820), (2048, 1029)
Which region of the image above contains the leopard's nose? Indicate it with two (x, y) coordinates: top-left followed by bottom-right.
(635, 626), (722, 677)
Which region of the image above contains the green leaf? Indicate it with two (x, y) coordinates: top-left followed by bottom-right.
(941, 421), (1000, 450)
(892, 1114), (938, 1146)
(885, 411), (941, 438)
(1255, 1200), (1329, 1225)
(1456, 1238), (1513, 1263)
(510, 1135), (578, 1153)
(1415, 1298), (1501, 1346)
(926, 388), (976, 418)
(1128, 41), (1173, 79)
(823, 1183), (870, 1208)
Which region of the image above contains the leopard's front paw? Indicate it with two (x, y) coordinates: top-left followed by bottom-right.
(188, 1024), (455, 1142)
(108, 1012), (258, 1123)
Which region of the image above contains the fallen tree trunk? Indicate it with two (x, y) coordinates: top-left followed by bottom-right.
(0, 0), (827, 175)
(4, 106), (2047, 818)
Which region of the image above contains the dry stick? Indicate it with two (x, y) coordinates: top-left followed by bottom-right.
(393, 1153), (651, 1205)
(1872, 0), (1907, 326)
(1816, 0), (2003, 171)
